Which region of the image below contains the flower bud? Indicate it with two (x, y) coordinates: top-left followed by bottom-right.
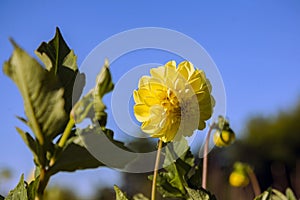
(229, 171), (249, 187)
(213, 129), (235, 147)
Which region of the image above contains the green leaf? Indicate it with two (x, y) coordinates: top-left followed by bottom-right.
(254, 190), (271, 200)
(272, 189), (288, 200)
(185, 187), (217, 200)
(16, 128), (37, 156)
(27, 179), (39, 200)
(5, 174), (28, 200)
(35, 27), (70, 73)
(0, 195), (5, 200)
(48, 135), (104, 175)
(72, 60), (113, 126)
(149, 139), (195, 199)
(114, 185), (129, 200)
(35, 27), (85, 115)
(3, 41), (67, 142)
(132, 194), (149, 200)
(285, 188), (297, 200)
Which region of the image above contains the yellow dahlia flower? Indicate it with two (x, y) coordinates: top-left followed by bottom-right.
(133, 60), (214, 142)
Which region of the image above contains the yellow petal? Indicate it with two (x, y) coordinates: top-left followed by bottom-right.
(177, 61), (194, 80)
(134, 104), (150, 122)
(133, 90), (142, 104)
(150, 66), (165, 80)
(138, 76), (151, 89)
(165, 60), (176, 68)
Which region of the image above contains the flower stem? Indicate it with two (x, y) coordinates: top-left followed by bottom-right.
(247, 169), (261, 196)
(202, 125), (214, 189)
(151, 139), (163, 200)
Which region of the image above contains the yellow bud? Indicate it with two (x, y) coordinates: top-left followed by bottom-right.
(213, 129), (235, 147)
(229, 171), (249, 187)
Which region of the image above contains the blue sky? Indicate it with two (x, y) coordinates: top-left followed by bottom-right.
(1, 0), (300, 197)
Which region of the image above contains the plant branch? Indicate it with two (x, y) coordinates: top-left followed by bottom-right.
(35, 167), (50, 200)
(151, 139), (163, 200)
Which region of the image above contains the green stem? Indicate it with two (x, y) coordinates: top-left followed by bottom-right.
(49, 117), (75, 167)
(58, 117), (75, 148)
(202, 125), (214, 189)
(151, 140), (163, 200)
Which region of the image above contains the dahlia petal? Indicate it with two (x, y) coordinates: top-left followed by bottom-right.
(189, 76), (201, 94)
(134, 104), (150, 122)
(133, 90), (142, 104)
(165, 60), (176, 69)
(138, 76), (151, 88)
(177, 61), (195, 79)
(150, 66), (165, 80)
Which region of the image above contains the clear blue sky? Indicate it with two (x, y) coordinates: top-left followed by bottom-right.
(1, 0), (300, 197)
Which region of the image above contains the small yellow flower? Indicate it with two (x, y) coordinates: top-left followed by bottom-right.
(133, 60), (214, 142)
(229, 171), (249, 187)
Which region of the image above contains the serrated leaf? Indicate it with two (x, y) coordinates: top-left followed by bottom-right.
(48, 135), (104, 175)
(3, 41), (67, 142)
(35, 27), (70, 73)
(72, 60), (113, 126)
(5, 174), (28, 200)
(185, 187), (209, 200)
(185, 187), (217, 200)
(114, 185), (129, 200)
(35, 27), (85, 115)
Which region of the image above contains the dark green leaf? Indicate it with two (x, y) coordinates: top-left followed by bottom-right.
(185, 187), (217, 200)
(16, 128), (37, 157)
(35, 27), (70, 73)
(148, 138), (195, 199)
(5, 174), (28, 200)
(35, 27), (85, 116)
(48, 135), (104, 175)
(27, 178), (39, 200)
(114, 185), (129, 200)
(3, 41), (67, 141)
